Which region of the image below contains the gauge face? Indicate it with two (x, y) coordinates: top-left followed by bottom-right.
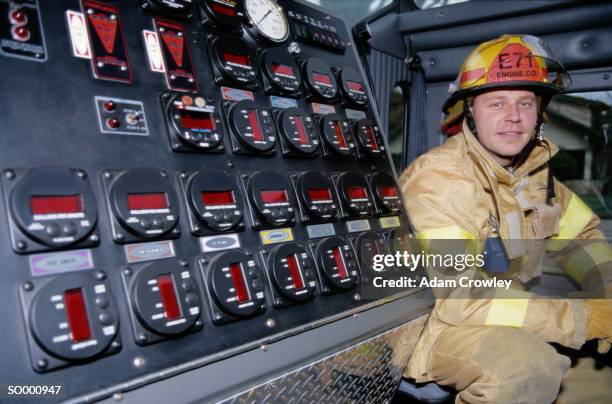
(145, 0), (193, 17)
(207, 251), (266, 318)
(200, 0), (243, 27)
(388, 227), (410, 255)
(268, 243), (317, 303)
(29, 272), (119, 361)
(247, 170), (295, 227)
(166, 93), (224, 152)
(187, 170), (243, 232)
(354, 119), (385, 159)
(244, 0), (289, 42)
(337, 171), (374, 218)
(355, 231), (388, 272)
(130, 260), (201, 338)
(228, 100), (276, 153)
(371, 172), (401, 215)
(319, 113), (355, 157)
(316, 236), (359, 290)
(278, 107), (319, 155)
(297, 171), (338, 223)
(108, 168), (180, 241)
(339, 66), (368, 107)
(211, 34), (259, 86)
(9, 167), (98, 249)
(303, 58), (338, 100)
(261, 47), (301, 94)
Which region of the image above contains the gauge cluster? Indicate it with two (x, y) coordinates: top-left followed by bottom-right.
(0, 0), (412, 400)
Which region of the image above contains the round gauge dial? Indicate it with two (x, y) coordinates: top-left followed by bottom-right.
(144, 0), (193, 17)
(370, 172), (401, 215)
(228, 100), (276, 152)
(108, 168), (180, 240)
(166, 94), (224, 151)
(268, 243), (317, 302)
(247, 170), (295, 227)
(297, 171), (338, 223)
(338, 66), (368, 107)
(244, 0), (289, 43)
(261, 47), (301, 94)
(207, 250), (266, 317)
(29, 272), (119, 361)
(278, 107), (319, 155)
(388, 227), (411, 255)
(337, 171), (374, 218)
(211, 34), (259, 86)
(316, 236), (359, 290)
(303, 58), (338, 100)
(355, 231), (388, 271)
(9, 167), (98, 249)
(354, 119), (385, 158)
(319, 113), (355, 157)
(186, 170), (243, 232)
(200, 0), (243, 27)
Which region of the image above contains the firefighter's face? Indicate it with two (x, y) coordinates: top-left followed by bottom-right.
(471, 89), (538, 166)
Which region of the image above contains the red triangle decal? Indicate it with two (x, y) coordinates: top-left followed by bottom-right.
(89, 14), (117, 54)
(161, 32), (185, 68)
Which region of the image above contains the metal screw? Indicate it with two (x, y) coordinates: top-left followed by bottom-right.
(111, 340), (121, 349)
(76, 170), (87, 179)
(266, 318), (276, 328)
(89, 234), (99, 243)
(104, 171), (113, 179)
(582, 41), (589, 48)
(36, 359), (48, 370)
(95, 270), (106, 281)
(226, 160), (234, 168)
(160, 170), (168, 178)
(201, 258), (208, 265)
(124, 268), (132, 276)
(180, 172), (188, 179)
(260, 344), (268, 352)
(172, 228), (180, 234)
(214, 314), (222, 321)
(113, 393), (123, 401)
(179, 260), (188, 267)
(23, 282), (33, 292)
(4, 170), (15, 180)
(116, 233), (125, 241)
(133, 356), (146, 368)
(195, 320), (202, 327)
(137, 333), (148, 343)
(193, 225), (200, 232)
(17, 241), (27, 250)
(604, 74), (610, 80)
(354, 293), (361, 301)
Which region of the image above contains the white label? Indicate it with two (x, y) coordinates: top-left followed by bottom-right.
(66, 10), (91, 59)
(143, 30), (165, 73)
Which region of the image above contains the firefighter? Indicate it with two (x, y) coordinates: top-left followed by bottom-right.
(398, 35), (612, 403)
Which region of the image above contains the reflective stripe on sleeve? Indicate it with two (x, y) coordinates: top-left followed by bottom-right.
(565, 242), (612, 283)
(553, 194), (594, 241)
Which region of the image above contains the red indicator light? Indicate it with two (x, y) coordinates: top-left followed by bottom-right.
(247, 110), (264, 141)
(30, 195), (83, 215)
(127, 193), (168, 210)
(346, 81), (364, 92)
(312, 72), (331, 85)
(308, 188), (332, 202)
(332, 121), (347, 148)
(272, 63), (295, 77)
(261, 190), (288, 203)
(201, 190), (235, 206)
(179, 110), (216, 131)
(212, 3), (237, 16)
(224, 52), (249, 67)
(294, 115), (309, 145)
(379, 186), (398, 198)
(366, 127), (379, 150)
(229, 262), (250, 303)
(347, 186), (367, 200)
(64, 288), (92, 342)
(332, 247), (348, 279)
(157, 274), (181, 320)
(286, 254), (304, 289)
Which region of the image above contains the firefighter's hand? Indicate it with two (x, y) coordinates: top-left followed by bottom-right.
(597, 339), (611, 354)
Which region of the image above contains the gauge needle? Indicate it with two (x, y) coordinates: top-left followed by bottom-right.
(256, 9), (272, 26)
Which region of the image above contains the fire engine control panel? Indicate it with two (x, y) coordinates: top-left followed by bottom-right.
(0, 0), (411, 400)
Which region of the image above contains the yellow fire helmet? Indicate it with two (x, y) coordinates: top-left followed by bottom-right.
(441, 34), (571, 135)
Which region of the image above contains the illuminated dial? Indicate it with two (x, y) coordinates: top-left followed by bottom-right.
(244, 0), (289, 42)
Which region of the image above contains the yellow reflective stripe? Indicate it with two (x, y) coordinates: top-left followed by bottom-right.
(565, 242), (612, 283)
(416, 226), (477, 240)
(485, 299), (529, 327)
(553, 194), (594, 240)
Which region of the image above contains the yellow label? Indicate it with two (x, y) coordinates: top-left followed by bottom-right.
(379, 216), (401, 229)
(259, 228), (294, 245)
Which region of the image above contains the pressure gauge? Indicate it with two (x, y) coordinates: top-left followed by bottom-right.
(244, 0), (289, 43)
